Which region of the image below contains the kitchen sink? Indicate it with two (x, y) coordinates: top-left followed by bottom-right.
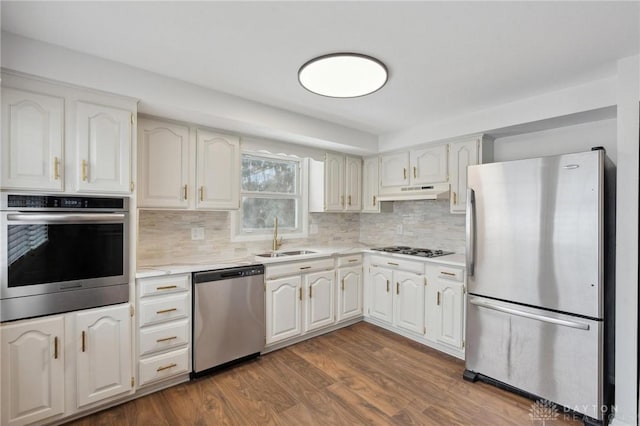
(255, 250), (316, 258)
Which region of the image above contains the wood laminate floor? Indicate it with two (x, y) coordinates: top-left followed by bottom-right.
(67, 322), (581, 425)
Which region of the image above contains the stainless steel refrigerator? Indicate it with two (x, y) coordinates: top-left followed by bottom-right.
(464, 149), (615, 424)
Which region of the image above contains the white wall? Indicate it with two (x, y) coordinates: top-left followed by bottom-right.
(493, 119), (617, 164)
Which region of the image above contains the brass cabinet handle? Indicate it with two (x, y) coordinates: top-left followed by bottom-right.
(396, 282), (400, 295)
(437, 291), (441, 306)
(341, 279), (345, 291)
(309, 286), (313, 299)
(348, 195), (352, 206)
(156, 285), (178, 290)
(373, 195), (376, 206)
(157, 363), (177, 372)
(413, 166), (417, 179)
(156, 336), (178, 343)
(299, 288), (302, 301)
(157, 308), (177, 314)
(53, 157), (60, 180)
(183, 185), (188, 200)
(403, 168), (407, 180)
(299, 266), (311, 270)
(453, 192), (457, 205)
(54, 336), (59, 359)
(386, 280), (390, 292)
(81, 331), (86, 352)
(81, 160), (88, 181)
(441, 271), (456, 276)
(341, 195), (345, 206)
(387, 262), (399, 266)
(199, 186), (204, 201)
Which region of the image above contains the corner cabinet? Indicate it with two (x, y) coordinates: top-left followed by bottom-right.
(137, 117), (240, 210)
(379, 144), (448, 190)
(1, 72), (136, 194)
(1, 316), (65, 426)
(309, 153), (362, 212)
(448, 134), (493, 213)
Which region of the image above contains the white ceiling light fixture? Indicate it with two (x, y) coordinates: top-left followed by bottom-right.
(298, 53), (388, 98)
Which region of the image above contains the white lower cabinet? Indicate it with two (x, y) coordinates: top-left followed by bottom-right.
(136, 273), (192, 387)
(425, 265), (465, 349)
(266, 275), (303, 344)
(369, 266), (393, 323)
(394, 270), (426, 335)
(337, 264), (363, 321)
(304, 270), (335, 332)
(75, 304), (132, 408)
(1, 316), (65, 426)
(0, 304), (133, 426)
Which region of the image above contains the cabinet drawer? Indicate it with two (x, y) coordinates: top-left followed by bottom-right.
(139, 319), (190, 357)
(436, 266), (464, 282)
(265, 258), (334, 280)
(138, 347), (189, 386)
(337, 254), (363, 267)
(369, 255), (424, 275)
(139, 293), (189, 327)
(138, 274), (190, 298)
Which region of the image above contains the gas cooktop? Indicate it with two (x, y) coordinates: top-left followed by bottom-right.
(371, 246), (454, 258)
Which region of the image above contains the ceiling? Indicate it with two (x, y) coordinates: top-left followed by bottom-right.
(1, 1), (638, 136)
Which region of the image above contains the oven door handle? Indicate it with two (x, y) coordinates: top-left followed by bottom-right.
(6, 213), (126, 223)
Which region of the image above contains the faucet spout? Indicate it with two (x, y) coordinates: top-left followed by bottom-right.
(272, 217), (282, 251)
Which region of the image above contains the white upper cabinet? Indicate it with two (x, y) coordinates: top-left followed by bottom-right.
(75, 101), (132, 193)
(75, 304), (132, 408)
(1, 73), (136, 195)
(344, 156), (362, 211)
(324, 153), (345, 211)
(410, 145), (448, 184)
(380, 144), (449, 190)
(362, 156), (379, 212)
(448, 135), (493, 214)
(138, 119), (190, 208)
(1, 88), (64, 191)
(196, 129), (240, 209)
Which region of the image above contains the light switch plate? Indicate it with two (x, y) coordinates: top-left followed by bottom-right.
(191, 227), (205, 240)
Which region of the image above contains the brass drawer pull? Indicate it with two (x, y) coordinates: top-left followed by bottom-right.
(348, 259), (358, 263)
(156, 336), (178, 343)
(156, 285), (178, 290)
(441, 272), (456, 276)
(157, 363), (177, 372)
(54, 336), (59, 359)
(157, 308), (177, 314)
(387, 262), (399, 266)
(299, 266), (311, 270)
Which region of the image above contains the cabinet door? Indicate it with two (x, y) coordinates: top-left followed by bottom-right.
(75, 304), (132, 408)
(361, 156), (379, 212)
(324, 153), (345, 211)
(432, 281), (464, 348)
(196, 129), (240, 209)
(138, 119), (190, 208)
(394, 271), (425, 335)
(75, 101), (132, 193)
(369, 266), (393, 324)
(304, 270), (335, 332)
(410, 145), (448, 184)
(449, 139), (478, 213)
(344, 156), (362, 211)
(380, 152), (409, 187)
(266, 276), (302, 344)
(1, 88), (64, 191)
(338, 266), (363, 321)
(1, 316), (65, 426)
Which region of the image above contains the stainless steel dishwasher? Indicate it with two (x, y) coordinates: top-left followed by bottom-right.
(192, 264), (265, 378)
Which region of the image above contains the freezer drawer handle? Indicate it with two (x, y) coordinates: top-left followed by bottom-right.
(469, 299), (590, 330)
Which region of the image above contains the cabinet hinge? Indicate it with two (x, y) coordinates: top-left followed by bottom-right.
(130, 305), (135, 317)
(131, 377), (135, 387)
(131, 113), (135, 124)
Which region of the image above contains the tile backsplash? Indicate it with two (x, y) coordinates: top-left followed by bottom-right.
(137, 200), (466, 266)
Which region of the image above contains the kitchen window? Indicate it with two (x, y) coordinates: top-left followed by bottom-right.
(231, 153), (307, 241)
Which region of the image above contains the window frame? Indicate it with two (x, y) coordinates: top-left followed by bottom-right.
(230, 151), (308, 242)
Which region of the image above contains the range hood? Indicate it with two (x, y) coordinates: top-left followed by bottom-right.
(377, 183), (450, 201)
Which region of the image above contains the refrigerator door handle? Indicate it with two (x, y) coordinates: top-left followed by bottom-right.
(469, 298), (590, 330)
(466, 188), (475, 276)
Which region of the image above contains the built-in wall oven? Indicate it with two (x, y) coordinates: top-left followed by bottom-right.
(1, 193), (130, 322)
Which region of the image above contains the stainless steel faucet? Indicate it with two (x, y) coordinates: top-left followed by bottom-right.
(272, 217), (283, 251)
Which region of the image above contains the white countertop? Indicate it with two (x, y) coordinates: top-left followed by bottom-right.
(136, 246), (465, 278)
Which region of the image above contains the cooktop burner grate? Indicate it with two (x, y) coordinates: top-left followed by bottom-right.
(371, 246), (454, 258)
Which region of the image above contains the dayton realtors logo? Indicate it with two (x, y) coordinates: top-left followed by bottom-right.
(529, 399), (560, 424)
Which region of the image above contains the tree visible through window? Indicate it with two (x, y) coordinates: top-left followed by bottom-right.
(240, 154), (301, 234)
